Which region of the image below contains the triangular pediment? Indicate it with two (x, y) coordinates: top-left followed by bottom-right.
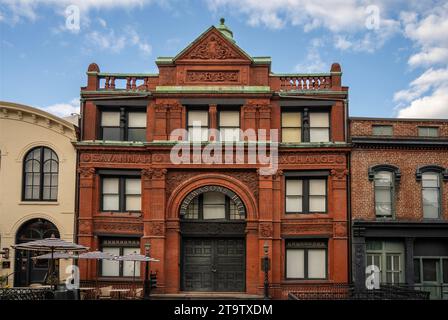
(174, 27), (253, 63)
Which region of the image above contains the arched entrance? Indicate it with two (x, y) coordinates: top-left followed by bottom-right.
(14, 218), (60, 286)
(180, 186), (246, 292)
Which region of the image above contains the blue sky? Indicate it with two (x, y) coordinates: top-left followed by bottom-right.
(1, 0), (447, 119)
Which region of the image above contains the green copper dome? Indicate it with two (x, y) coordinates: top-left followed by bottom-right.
(217, 18), (235, 43)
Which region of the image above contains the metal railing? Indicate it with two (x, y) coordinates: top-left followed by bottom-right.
(0, 287), (54, 300)
(281, 283), (430, 300)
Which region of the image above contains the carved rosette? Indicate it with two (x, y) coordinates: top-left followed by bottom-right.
(333, 221), (347, 238)
(259, 222), (273, 238)
(148, 221), (165, 236)
(331, 168), (349, 180)
(78, 220), (92, 235)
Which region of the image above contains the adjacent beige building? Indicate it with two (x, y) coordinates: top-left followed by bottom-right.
(0, 101), (77, 287)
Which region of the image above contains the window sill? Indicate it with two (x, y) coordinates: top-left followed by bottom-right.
(282, 279), (331, 284)
(97, 212), (142, 217)
(283, 213), (329, 218)
(19, 201), (59, 205)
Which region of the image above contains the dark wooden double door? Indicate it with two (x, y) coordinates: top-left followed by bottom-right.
(182, 238), (245, 292)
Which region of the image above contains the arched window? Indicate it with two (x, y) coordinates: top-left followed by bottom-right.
(416, 166), (447, 219)
(183, 191), (245, 220)
(23, 147), (59, 201)
(369, 165), (401, 218)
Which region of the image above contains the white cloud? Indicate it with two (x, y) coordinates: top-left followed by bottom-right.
(41, 98), (80, 117)
(397, 86), (448, 118)
(394, 2), (448, 118)
(84, 25), (152, 56)
(294, 38), (327, 73)
(0, 0), (152, 24)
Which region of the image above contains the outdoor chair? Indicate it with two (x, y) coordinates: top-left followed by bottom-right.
(98, 285), (112, 300)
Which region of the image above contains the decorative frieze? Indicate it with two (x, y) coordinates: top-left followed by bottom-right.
(186, 70), (239, 83)
(186, 34), (242, 60)
(281, 223), (333, 235)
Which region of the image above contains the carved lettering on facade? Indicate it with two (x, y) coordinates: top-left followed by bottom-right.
(280, 154), (345, 165)
(80, 153), (151, 164)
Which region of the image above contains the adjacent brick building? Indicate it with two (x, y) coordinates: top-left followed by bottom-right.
(350, 118), (448, 299)
(76, 19), (350, 298)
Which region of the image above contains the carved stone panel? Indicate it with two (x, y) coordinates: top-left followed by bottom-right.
(185, 70), (239, 83)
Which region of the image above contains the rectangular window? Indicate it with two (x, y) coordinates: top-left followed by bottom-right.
(100, 239), (140, 277)
(188, 109), (209, 142)
(372, 125), (393, 136)
(219, 110), (240, 142)
(385, 254), (401, 284)
(202, 192), (226, 219)
(281, 112), (301, 143)
(422, 172), (440, 219)
(422, 259), (438, 282)
(309, 112), (330, 142)
(418, 127), (439, 137)
(285, 240), (327, 279)
(374, 171), (394, 217)
(281, 110), (330, 143)
(100, 108), (147, 141)
(443, 259), (448, 283)
(101, 176), (141, 212)
(285, 177), (327, 214)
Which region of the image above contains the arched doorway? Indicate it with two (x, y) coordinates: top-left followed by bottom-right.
(14, 218), (60, 286)
(180, 186), (246, 292)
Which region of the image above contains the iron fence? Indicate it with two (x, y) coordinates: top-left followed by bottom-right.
(285, 283), (430, 300)
(0, 287), (54, 300)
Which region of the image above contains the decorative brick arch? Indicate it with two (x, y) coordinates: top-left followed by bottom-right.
(166, 173), (258, 221)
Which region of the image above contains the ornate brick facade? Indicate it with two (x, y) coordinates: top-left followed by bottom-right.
(76, 20), (350, 298)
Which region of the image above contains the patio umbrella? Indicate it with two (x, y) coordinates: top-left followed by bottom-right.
(78, 251), (117, 288)
(32, 252), (78, 260)
(115, 254), (159, 289)
(12, 236), (88, 289)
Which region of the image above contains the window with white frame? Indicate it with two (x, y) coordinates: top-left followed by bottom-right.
(285, 240), (327, 279)
(101, 239), (140, 277)
(285, 176), (327, 214)
(219, 110), (240, 142)
(281, 110), (330, 143)
(418, 127), (439, 137)
(374, 171), (394, 217)
(101, 175), (141, 212)
(309, 112), (330, 142)
(366, 240), (404, 284)
(281, 112), (301, 143)
(100, 108), (146, 141)
(422, 172), (441, 219)
(188, 109), (209, 142)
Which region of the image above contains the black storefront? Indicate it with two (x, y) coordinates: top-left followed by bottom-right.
(353, 221), (448, 299)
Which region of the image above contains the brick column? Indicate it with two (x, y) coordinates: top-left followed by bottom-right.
(153, 105), (168, 140)
(330, 168), (349, 283)
(142, 168), (167, 292)
(257, 169), (274, 294)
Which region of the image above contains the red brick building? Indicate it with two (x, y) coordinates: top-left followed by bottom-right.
(350, 118), (448, 298)
(76, 20), (350, 298)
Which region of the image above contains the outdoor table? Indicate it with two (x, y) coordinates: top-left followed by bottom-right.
(109, 288), (130, 300)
